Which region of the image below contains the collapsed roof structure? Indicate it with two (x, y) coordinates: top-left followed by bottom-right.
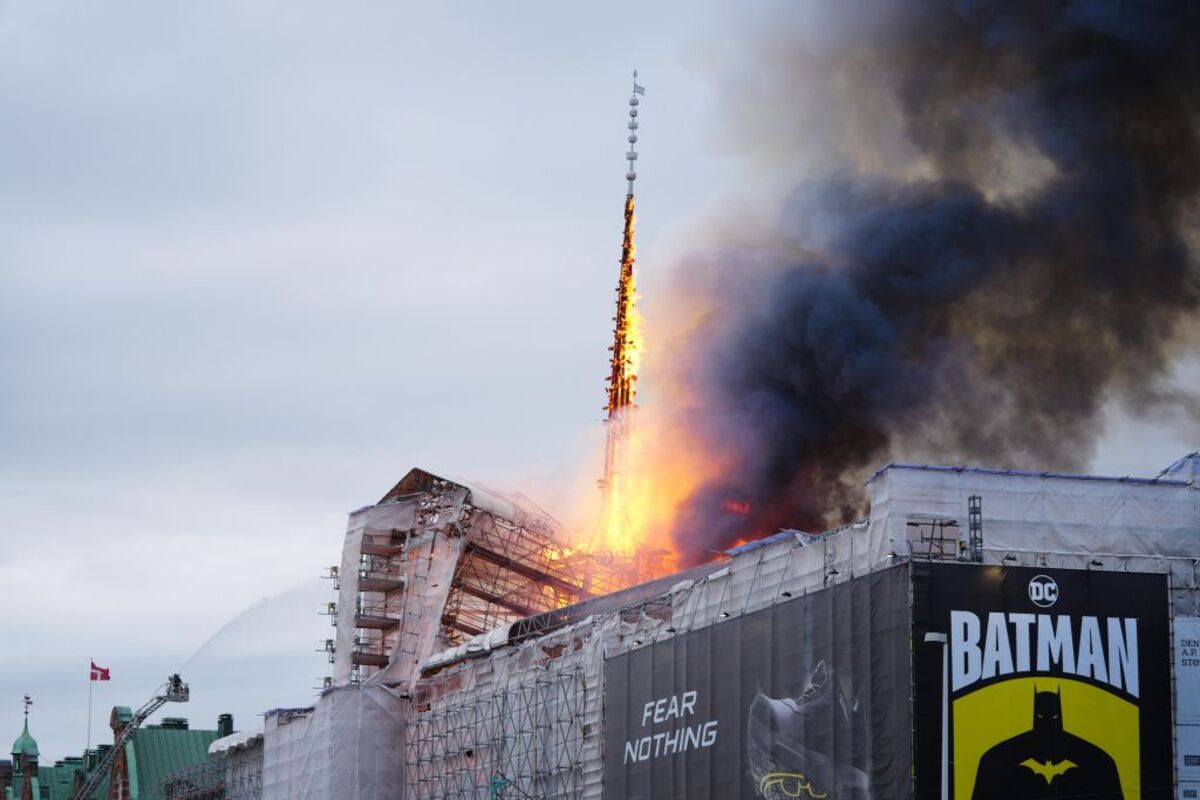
(329, 468), (635, 688)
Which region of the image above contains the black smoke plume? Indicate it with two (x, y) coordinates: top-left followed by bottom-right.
(667, 0), (1200, 563)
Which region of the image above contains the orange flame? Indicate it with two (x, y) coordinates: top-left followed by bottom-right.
(721, 499), (752, 515)
(591, 195), (647, 559)
(578, 191), (739, 578)
(605, 195), (640, 415)
(578, 402), (730, 576)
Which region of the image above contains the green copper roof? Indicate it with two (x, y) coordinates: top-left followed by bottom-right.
(126, 725), (220, 800)
(6, 717), (219, 800)
(6, 760), (97, 800)
(11, 720), (38, 757)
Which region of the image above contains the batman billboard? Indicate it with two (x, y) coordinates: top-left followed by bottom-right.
(913, 564), (1173, 800)
(603, 565), (911, 799)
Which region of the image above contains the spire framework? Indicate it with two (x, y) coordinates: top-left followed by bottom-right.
(595, 72), (645, 552)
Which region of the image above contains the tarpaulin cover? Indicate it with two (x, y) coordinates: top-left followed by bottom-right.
(868, 463), (1200, 614)
(603, 564), (910, 799)
(333, 503), (417, 684)
(261, 684), (406, 800)
(869, 464), (1199, 565)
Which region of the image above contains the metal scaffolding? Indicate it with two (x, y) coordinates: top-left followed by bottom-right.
(160, 752), (263, 800)
(406, 668), (589, 800)
(337, 468), (633, 683)
(440, 512), (626, 645)
(906, 515), (962, 561)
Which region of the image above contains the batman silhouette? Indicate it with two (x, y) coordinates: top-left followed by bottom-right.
(971, 687), (1123, 799)
(746, 661), (871, 799)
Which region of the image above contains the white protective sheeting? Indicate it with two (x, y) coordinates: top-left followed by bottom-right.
(261, 708), (319, 798)
(602, 524), (866, 646)
(261, 685), (406, 800)
(868, 463), (1200, 612)
(209, 723), (264, 755)
(869, 463), (1199, 557)
(333, 503), (418, 684)
(325, 459), (1200, 797)
(410, 615), (609, 800)
(1161, 452), (1200, 483)
(227, 737), (266, 800)
(422, 625), (510, 673)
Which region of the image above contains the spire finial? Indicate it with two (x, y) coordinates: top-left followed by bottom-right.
(23, 694), (31, 724)
(626, 70), (644, 195)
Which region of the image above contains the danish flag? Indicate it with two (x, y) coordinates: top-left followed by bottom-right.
(90, 661), (110, 681)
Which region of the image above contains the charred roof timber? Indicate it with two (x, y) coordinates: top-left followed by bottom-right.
(331, 468), (635, 687)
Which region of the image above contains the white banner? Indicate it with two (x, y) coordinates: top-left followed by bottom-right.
(1175, 617), (1200, 797)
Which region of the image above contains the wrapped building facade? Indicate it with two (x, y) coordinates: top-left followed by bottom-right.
(197, 457), (1200, 798)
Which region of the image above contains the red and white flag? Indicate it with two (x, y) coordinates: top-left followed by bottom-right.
(90, 661), (110, 681)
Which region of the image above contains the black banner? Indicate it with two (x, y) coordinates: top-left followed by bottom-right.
(603, 565), (911, 799)
(913, 563), (1172, 800)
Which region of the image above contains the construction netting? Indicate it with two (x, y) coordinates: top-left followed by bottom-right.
(868, 463), (1200, 611)
(240, 460), (1200, 798)
(260, 684), (405, 800)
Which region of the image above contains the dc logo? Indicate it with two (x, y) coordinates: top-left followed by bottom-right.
(1029, 575), (1059, 608)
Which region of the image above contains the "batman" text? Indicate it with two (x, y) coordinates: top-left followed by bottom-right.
(950, 611), (1139, 696)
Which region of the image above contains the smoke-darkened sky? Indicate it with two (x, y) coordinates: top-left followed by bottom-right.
(1, 0), (1195, 759)
(653, 0), (1200, 561)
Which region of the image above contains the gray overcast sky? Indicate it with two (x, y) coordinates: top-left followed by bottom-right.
(1, 1), (1194, 761)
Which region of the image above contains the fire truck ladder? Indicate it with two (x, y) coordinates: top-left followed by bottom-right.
(71, 674), (190, 800)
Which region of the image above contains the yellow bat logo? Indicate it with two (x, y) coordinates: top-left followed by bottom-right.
(759, 772), (829, 798)
(1020, 757), (1077, 784)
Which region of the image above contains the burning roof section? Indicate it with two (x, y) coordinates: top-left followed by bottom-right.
(414, 454), (1200, 678)
(329, 456), (1200, 690)
(331, 468), (632, 688)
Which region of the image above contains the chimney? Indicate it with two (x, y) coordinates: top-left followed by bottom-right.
(159, 718), (189, 730)
(217, 714), (234, 738)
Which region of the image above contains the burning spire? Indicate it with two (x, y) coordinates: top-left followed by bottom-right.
(594, 71), (645, 553)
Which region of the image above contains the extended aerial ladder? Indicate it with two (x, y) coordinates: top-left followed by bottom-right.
(71, 674), (189, 800)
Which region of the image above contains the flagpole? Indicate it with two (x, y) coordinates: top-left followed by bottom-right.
(87, 658), (93, 753)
